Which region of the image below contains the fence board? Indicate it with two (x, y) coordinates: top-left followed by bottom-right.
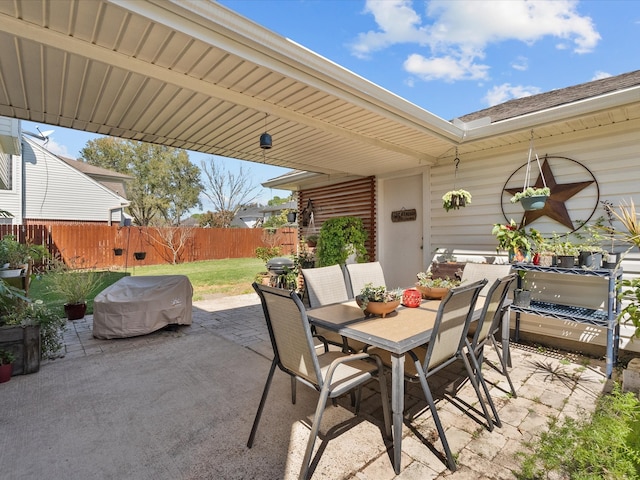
(0, 224), (294, 269)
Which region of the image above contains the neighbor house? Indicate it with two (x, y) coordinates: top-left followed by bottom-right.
(0, 117), (130, 225)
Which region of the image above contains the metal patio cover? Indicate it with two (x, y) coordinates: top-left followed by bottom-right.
(0, 0), (639, 178)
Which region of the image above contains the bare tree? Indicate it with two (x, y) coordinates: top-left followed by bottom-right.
(200, 159), (260, 227)
(147, 225), (196, 264)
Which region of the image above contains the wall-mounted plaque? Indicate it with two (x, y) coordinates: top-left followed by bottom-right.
(391, 208), (417, 222)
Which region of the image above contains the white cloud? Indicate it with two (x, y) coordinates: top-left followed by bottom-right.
(511, 56), (529, 72)
(43, 139), (71, 158)
(352, 0), (600, 81)
(404, 53), (489, 82)
(591, 70), (612, 81)
(483, 83), (542, 106)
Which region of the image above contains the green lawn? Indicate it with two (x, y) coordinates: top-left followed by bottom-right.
(29, 257), (266, 315)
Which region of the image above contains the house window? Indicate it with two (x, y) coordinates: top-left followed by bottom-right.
(0, 152), (11, 189)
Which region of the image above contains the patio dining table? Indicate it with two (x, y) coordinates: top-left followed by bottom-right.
(306, 296), (491, 474)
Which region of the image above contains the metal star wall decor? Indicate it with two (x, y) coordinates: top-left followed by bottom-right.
(503, 156), (598, 230)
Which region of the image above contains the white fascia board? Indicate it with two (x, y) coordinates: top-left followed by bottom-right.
(460, 86), (640, 142)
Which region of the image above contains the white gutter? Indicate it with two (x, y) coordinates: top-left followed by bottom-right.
(459, 86), (640, 143)
(108, 202), (130, 226)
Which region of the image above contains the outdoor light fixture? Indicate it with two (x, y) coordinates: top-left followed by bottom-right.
(259, 113), (272, 149)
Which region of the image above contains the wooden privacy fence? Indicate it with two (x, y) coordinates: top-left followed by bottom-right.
(0, 224), (296, 269)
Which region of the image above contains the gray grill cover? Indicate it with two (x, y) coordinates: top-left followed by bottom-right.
(93, 275), (193, 339)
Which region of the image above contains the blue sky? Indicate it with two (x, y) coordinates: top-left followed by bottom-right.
(23, 0), (640, 207)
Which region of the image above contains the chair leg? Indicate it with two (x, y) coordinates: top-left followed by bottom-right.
(490, 336), (517, 397)
(291, 376), (297, 404)
(463, 344), (501, 429)
(414, 360), (457, 471)
(300, 385), (331, 480)
(247, 358), (278, 448)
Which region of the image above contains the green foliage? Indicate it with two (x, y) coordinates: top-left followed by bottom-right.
(45, 260), (103, 305)
(267, 195), (293, 206)
(317, 216), (368, 266)
(4, 300), (67, 359)
(262, 210), (289, 229)
(80, 137), (203, 226)
(517, 383), (640, 479)
(618, 278), (640, 340)
(442, 189), (472, 212)
(510, 186), (551, 203)
(356, 283), (402, 310)
(254, 246), (282, 266)
(0, 348), (16, 365)
(416, 271), (461, 288)
(0, 235), (47, 268)
(492, 219), (542, 254)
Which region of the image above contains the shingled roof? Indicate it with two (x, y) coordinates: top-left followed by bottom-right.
(456, 69), (640, 124)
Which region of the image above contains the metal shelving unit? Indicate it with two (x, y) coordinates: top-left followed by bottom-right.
(510, 264), (623, 378)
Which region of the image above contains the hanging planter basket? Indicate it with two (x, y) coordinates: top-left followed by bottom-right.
(511, 131), (550, 211)
(113, 248), (124, 256)
(519, 194), (549, 211)
(134, 252), (146, 260)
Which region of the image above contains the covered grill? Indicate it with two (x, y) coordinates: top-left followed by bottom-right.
(266, 257), (295, 275)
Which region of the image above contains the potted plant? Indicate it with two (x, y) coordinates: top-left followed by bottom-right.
(0, 235), (47, 278)
(554, 241), (579, 268)
(415, 270), (462, 299)
(305, 234), (319, 248)
(491, 219), (542, 263)
(442, 189), (472, 212)
(254, 245), (282, 285)
(46, 257), (102, 320)
(316, 216), (368, 267)
(0, 348), (16, 383)
(355, 283), (402, 318)
(513, 271), (531, 307)
(510, 186), (551, 211)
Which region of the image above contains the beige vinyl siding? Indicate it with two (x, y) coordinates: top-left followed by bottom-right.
(22, 139), (126, 223)
(428, 124), (640, 353)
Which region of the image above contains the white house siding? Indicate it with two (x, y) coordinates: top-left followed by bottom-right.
(0, 154), (22, 224)
(22, 138), (125, 223)
(427, 122), (640, 354)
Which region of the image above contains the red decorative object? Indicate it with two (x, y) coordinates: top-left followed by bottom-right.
(402, 288), (421, 308)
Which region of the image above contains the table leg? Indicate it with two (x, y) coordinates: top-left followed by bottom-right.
(390, 352), (404, 474)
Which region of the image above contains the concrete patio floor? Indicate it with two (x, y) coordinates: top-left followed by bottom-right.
(0, 293), (609, 479)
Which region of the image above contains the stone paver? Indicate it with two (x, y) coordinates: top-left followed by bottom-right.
(48, 292), (610, 479)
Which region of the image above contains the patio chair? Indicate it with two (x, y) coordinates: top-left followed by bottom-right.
(460, 262), (513, 297)
(344, 261), (387, 298)
(367, 279), (492, 471)
(468, 273), (518, 400)
(247, 283), (391, 480)
(301, 265), (365, 352)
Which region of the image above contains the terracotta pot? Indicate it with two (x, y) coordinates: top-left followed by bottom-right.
(64, 302), (87, 321)
(355, 297), (400, 318)
(415, 285), (450, 299)
(0, 363), (12, 383)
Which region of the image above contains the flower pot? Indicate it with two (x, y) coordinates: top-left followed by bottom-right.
(603, 252), (620, 270)
(578, 251), (602, 269)
(113, 248), (123, 256)
(134, 252), (146, 260)
(556, 255), (576, 268)
(402, 288), (421, 308)
(355, 297), (401, 318)
(0, 363), (12, 383)
(520, 195), (548, 211)
(64, 302), (87, 321)
(415, 285), (450, 299)
(513, 289), (531, 308)
(286, 212), (297, 223)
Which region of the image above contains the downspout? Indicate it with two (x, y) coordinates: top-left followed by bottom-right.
(108, 202), (130, 226)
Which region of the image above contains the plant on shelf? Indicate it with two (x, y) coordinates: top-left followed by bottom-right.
(0, 235), (47, 270)
(316, 216), (368, 266)
(442, 189), (472, 212)
(510, 186), (551, 204)
(491, 219), (542, 262)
